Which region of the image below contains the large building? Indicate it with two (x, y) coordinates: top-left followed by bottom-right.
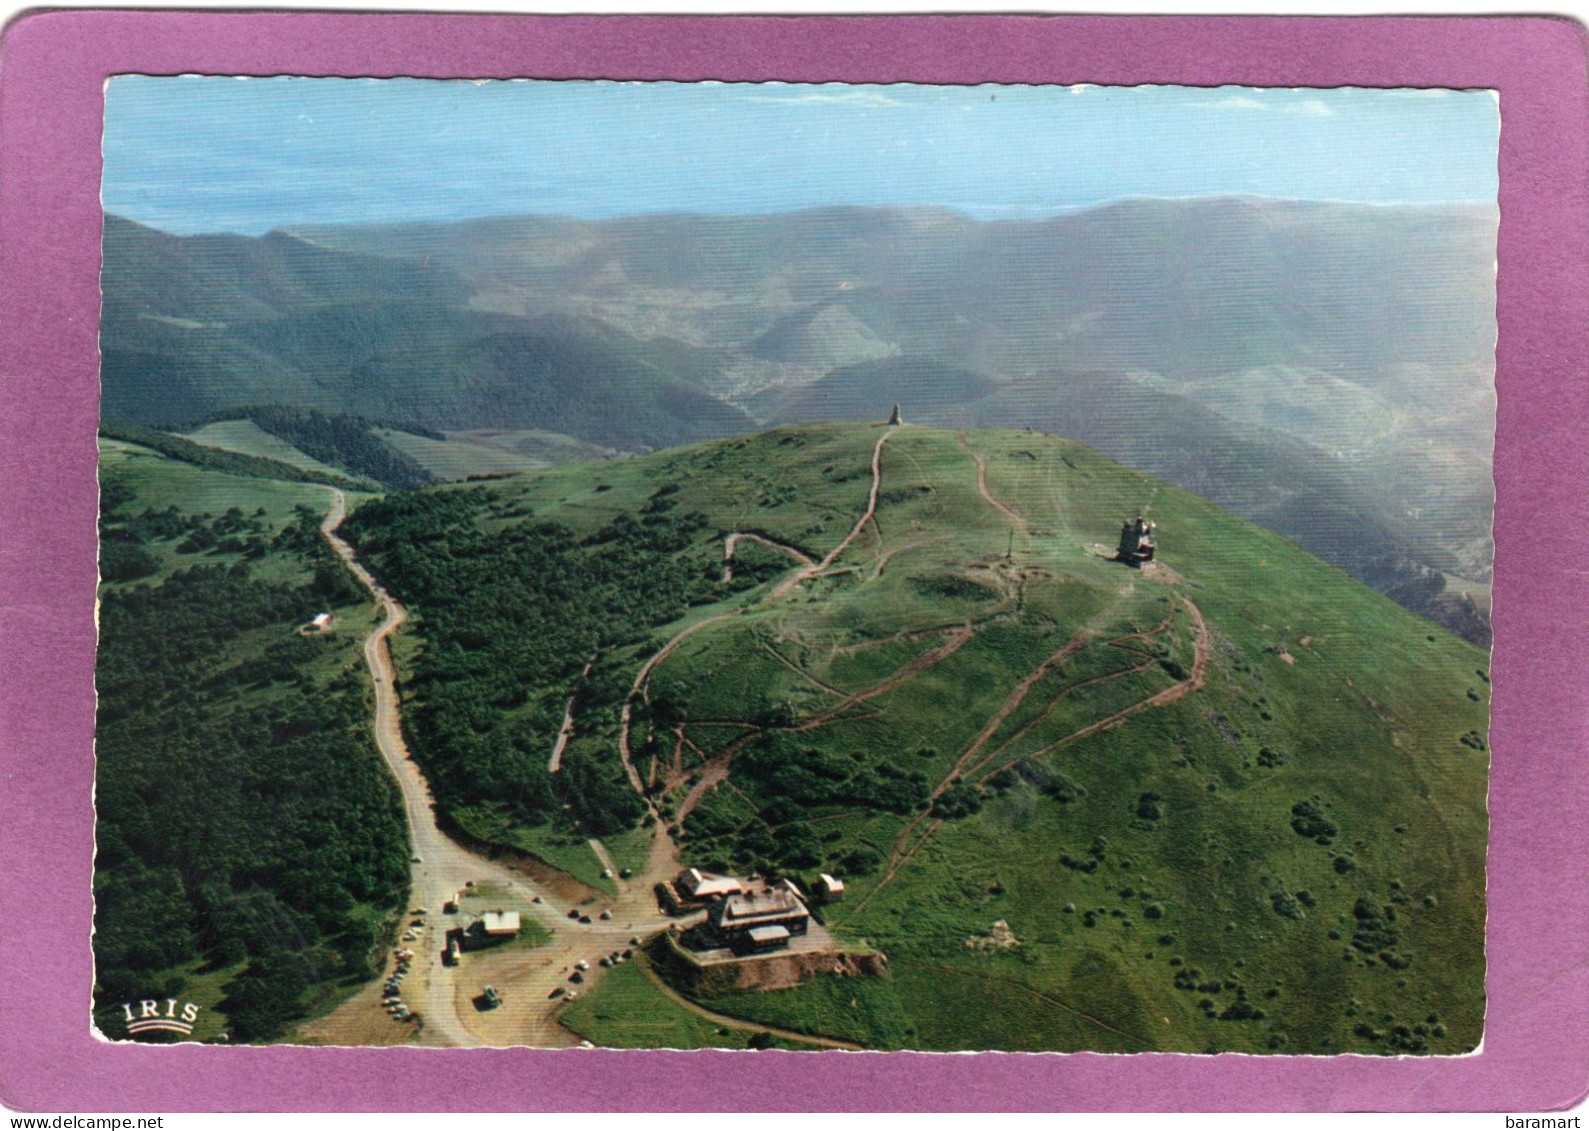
(707, 886), (811, 954)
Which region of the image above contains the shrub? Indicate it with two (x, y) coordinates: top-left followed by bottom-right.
(1270, 891), (1305, 920)
(1290, 798), (1337, 844)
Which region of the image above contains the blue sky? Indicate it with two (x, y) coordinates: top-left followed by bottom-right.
(103, 77), (1499, 235)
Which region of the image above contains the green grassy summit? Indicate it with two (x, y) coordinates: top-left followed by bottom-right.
(342, 421), (1489, 1054)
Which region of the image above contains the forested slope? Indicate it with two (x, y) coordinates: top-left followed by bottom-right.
(93, 439), (408, 1042)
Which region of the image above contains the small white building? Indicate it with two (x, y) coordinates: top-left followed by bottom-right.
(478, 910), (521, 936)
(310, 612), (332, 630)
(816, 873), (846, 903)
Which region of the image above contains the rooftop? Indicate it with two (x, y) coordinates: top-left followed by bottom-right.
(478, 910), (521, 934)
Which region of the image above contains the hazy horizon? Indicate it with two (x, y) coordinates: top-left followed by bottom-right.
(108, 191), (1503, 242)
(103, 77), (1499, 237)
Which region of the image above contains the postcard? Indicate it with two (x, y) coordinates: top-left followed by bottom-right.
(1, 10), (1586, 1114)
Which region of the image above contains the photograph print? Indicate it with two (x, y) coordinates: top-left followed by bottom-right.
(93, 76), (1497, 1053)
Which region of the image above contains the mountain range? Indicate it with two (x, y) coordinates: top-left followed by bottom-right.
(99, 197), (1497, 641)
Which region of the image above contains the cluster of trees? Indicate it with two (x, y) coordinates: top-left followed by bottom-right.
(94, 491), (408, 1042)
(204, 406), (436, 490)
(99, 420), (364, 491)
(99, 494), (317, 582)
(733, 735), (931, 819)
(676, 734), (935, 873)
(342, 485), (720, 842)
(1290, 798), (1338, 845)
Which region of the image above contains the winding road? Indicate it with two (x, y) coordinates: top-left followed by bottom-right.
(306, 489), (684, 1048)
(301, 426), (1207, 1050)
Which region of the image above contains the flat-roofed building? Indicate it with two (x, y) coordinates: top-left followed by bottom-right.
(479, 910), (521, 936)
(739, 924), (792, 955)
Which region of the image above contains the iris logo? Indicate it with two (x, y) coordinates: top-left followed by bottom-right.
(120, 997), (202, 1037)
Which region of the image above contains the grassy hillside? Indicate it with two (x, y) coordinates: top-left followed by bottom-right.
(342, 422), (1489, 1054)
(93, 440), (408, 1043)
(181, 419), (354, 481)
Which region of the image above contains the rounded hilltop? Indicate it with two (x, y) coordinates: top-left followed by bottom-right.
(338, 415), (1488, 1053)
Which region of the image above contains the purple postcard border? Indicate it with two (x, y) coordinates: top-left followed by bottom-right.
(2, 10), (1586, 1114)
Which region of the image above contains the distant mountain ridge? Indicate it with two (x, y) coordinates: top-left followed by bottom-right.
(99, 198), (1497, 640)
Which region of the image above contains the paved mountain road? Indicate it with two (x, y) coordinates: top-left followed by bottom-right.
(308, 489), (682, 1048)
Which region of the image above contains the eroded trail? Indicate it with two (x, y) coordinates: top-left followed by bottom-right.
(722, 531), (815, 582)
(976, 597), (1211, 782)
(789, 627), (973, 732)
(617, 613), (737, 796)
(625, 424), (908, 821)
(957, 432), (1029, 533)
(773, 424), (898, 597)
(548, 658), (594, 773)
(855, 597), (1212, 915)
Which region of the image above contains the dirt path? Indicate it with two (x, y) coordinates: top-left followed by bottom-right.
(855, 631), (1091, 915)
(830, 625), (964, 655)
(588, 838), (626, 895)
(311, 489), (574, 1046)
(900, 960), (1151, 1050)
(957, 432), (1029, 533)
(976, 597), (1211, 782)
(760, 640), (848, 698)
(789, 627), (973, 733)
(857, 598), (1211, 915)
(548, 658), (594, 774)
(965, 659), (1155, 785)
(945, 632), (1091, 785)
(667, 621), (1000, 838)
(617, 612), (738, 796)
(774, 424), (897, 598)
(675, 753), (736, 824)
(723, 531), (815, 582)
(634, 953), (863, 1050)
(856, 817), (944, 913)
(870, 538), (938, 580)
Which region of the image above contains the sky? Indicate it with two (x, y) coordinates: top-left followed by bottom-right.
(102, 77), (1499, 236)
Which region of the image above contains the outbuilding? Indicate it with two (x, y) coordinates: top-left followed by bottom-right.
(738, 924), (792, 955)
(479, 910), (521, 936)
(677, 867), (743, 901)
